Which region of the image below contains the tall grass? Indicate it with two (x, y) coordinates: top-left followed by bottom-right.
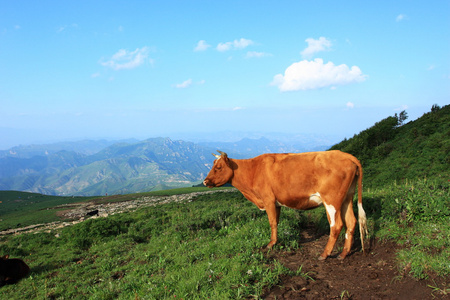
(365, 178), (449, 279)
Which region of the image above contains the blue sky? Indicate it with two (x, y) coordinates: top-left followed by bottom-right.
(1, 0), (449, 149)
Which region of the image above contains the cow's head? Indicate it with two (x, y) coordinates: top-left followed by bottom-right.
(203, 150), (234, 188)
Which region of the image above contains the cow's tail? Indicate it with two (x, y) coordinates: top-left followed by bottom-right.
(355, 158), (368, 254)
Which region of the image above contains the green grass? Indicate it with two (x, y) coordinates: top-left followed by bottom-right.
(365, 178), (449, 279)
(0, 191), (98, 231)
(0, 179), (448, 298)
(0, 191), (309, 299)
(0, 187), (232, 231)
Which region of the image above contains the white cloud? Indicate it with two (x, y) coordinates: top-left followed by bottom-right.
(101, 47), (150, 70)
(194, 40), (210, 52)
(217, 38), (254, 52)
(301, 37), (332, 58)
(246, 51), (272, 58)
(396, 14), (408, 22)
(91, 72), (100, 78)
(271, 58), (367, 92)
(234, 38), (254, 49)
(175, 79), (193, 89)
(346, 102), (355, 109)
(216, 43), (231, 52)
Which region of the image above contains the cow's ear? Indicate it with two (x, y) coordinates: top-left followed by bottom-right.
(223, 155), (231, 166)
(2, 255), (9, 259)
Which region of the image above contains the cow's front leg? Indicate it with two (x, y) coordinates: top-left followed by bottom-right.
(266, 205), (281, 248)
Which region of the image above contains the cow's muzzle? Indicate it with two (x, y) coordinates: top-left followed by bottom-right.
(203, 179), (214, 188)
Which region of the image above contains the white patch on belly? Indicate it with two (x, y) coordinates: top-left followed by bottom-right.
(276, 201), (289, 208)
(324, 203), (336, 227)
(309, 192), (322, 205)
(345, 233), (348, 240)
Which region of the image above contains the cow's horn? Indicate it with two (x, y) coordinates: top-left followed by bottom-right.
(217, 150), (227, 157)
(212, 153), (220, 159)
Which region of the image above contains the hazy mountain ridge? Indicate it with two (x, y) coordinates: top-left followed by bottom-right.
(0, 138), (215, 196)
(199, 137), (330, 158)
(0, 139), (139, 159)
(0, 105), (447, 196)
(0, 135), (332, 196)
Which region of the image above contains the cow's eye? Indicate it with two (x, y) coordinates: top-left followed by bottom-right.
(215, 166), (222, 171)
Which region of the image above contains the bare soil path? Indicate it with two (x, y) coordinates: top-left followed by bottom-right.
(262, 228), (449, 299)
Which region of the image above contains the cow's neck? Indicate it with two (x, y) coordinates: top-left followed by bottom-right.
(229, 158), (257, 193)
(228, 158), (266, 209)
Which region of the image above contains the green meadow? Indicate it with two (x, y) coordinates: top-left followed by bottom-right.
(0, 177), (448, 299)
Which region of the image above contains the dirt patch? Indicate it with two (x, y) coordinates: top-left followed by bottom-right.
(262, 229), (449, 299)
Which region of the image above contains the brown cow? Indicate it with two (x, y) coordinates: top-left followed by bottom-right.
(0, 255), (30, 286)
(203, 150), (368, 260)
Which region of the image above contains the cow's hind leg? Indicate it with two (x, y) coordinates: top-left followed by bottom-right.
(338, 192), (357, 260)
(319, 202), (344, 260)
(338, 177), (358, 259)
(266, 204), (281, 248)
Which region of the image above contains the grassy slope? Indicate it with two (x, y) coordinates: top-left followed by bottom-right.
(0, 191), (99, 231)
(330, 104), (449, 187)
(0, 191), (309, 299)
(0, 179), (448, 299)
(0, 187), (222, 231)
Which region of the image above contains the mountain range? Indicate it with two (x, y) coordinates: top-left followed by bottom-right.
(0, 136), (328, 196)
(1, 104), (447, 196)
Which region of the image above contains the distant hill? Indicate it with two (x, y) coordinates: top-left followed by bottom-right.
(0, 139), (138, 158)
(330, 104), (449, 187)
(199, 137), (329, 158)
(2, 105), (447, 196)
(0, 138), (214, 196)
(0, 134), (330, 196)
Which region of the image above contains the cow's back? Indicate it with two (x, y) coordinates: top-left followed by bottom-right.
(254, 151), (359, 201)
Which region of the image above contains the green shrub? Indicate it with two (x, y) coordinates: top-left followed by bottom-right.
(62, 216), (133, 250)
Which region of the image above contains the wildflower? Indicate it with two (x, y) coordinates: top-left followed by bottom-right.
(247, 269), (253, 276)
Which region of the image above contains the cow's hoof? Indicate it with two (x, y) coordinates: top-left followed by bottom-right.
(266, 242), (276, 249)
(337, 255), (345, 260)
(318, 255), (327, 261)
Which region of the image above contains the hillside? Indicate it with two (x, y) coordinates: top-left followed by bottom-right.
(330, 104), (449, 187)
(0, 181), (448, 298)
